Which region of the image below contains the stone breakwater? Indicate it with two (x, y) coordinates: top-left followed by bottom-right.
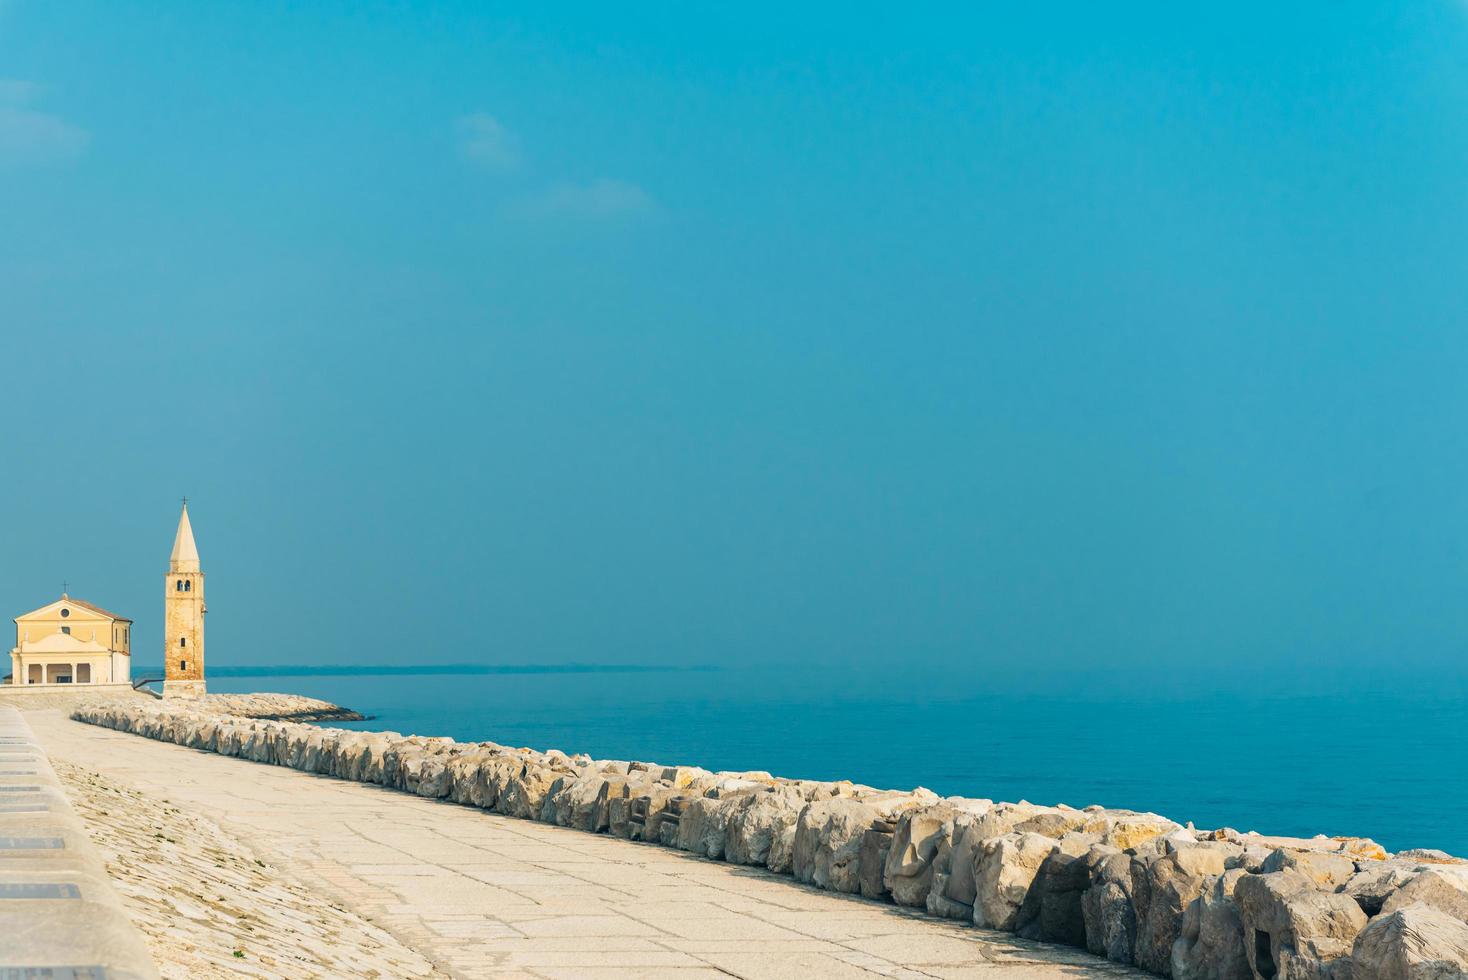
(72, 701), (1468, 980)
(187, 692), (366, 722)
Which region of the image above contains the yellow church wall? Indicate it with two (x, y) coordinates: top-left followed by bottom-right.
(13, 602), (128, 653)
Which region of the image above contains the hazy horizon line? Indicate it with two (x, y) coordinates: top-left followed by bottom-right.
(130, 663), (721, 678)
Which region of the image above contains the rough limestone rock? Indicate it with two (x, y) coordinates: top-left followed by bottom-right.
(1084, 845), (1136, 963)
(1235, 869), (1368, 980)
(723, 786), (803, 868)
(1014, 834), (1097, 947)
(69, 699), (1468, 980)
(927, 810), (995, 920)
(885, 804), (957, 907)
(792, 799), (882, 893)
(1092, 811), (1185, 851)
(633, 787), (682, 843)
(500, 762), (563, 820)
(1340, 863), (1423, 917)
(1398, 850), (1468, 867)
(859, 826), (895, 900)
(973, 832), (1060, 932)
(1132, 844), (1234, 976)
(676, 794), (747, 860)
(1173, 868), (1252, 980)
(767, 820), (798, 875)
(1381, 870), (1468, 922)
(1015, 809), (1091, 840)
(1260, 848), (1357, 890)
(1351, 904), (1468, 980)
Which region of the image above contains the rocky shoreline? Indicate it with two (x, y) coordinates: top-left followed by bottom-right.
(73, 699), (1468, 979)
(186, 692), (368, 723)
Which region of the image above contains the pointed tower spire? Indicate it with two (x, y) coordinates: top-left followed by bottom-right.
(170, 502), (201, 572)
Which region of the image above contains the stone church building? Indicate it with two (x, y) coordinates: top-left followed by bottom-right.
(8, 502), (207, 693)
(10, 594), (133, 685)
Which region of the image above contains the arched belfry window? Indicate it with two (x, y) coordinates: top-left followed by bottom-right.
(184, 580), (191, 592)
(176, 580), (183, 592)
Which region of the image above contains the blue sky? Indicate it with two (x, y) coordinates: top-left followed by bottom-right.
(2, 2), (1466, 689)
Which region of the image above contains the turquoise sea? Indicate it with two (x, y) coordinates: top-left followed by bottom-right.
(192, 665), (1467, 857)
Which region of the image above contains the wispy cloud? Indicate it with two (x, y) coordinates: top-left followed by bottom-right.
(512, 178), (657, 220)
(456, 113), (520, 172)
(0, 79), (88, 166)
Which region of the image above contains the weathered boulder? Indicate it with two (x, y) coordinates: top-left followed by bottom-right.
(1381, 870), (1468, 922)
(1091, 811), (1184, 851)
(550, 774), (612, 831)
(415, 754), (453, 798)
(1014, 834), (1097, 947)
(767, 820), (799, 875)
(1132, 844), (1235, 976)
(1351, 904), (1468, 979)
(973, 832), (1060, 931)
(859, 825), (895, 900)
(1340, 863), (1423, 917)
(927, 809), (994, 920)
(793, 798), (882, 893)
(606, 777), (658, 838)
(1083, 845), (1136, 963)
(885, 804), (957, 907)
(1398, 850), (1468, 866)
(676, 794), (750, 860)
(725, 786), (805, 869)
(1014, 809), (1090, 840)
(630, 786), (681, 843)
(1172, 868), (1252, 980)
(1260, 848), (1357, 890)
(499, 762), (564, 819)
(1235, 869), (1367, 980)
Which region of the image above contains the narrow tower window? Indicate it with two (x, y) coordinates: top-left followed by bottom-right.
(179, 637), (187, 647)
(180, 660), (187, 671)
(176, 580), (183, 591)
(184, 580), (191, 592)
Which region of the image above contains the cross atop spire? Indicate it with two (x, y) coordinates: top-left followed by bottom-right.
(170, 501), (201, 572)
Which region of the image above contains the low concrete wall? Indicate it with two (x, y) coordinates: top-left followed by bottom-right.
(72, 700), (1468, 979)
(0, 706), (160, 978)
(2, 682), (137, 696)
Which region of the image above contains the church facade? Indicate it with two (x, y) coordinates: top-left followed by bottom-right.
(7, 502), (208, 692)
(10, 595), (133, 686)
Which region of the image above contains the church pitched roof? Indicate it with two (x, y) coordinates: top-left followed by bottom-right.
(170, 503), (201, 572)
(63, 597), (132, 623)
(13, 596), (132, 624)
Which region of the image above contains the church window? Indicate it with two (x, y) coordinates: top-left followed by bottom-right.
(185, 580), (191, 592)
(60, 608), (70, 618)
(61, 626), (70, 635)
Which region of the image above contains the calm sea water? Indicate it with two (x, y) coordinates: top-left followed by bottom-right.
(199, 666), (1467, 856)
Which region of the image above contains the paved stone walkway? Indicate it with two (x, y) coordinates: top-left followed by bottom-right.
(28, 709), (1142, 980)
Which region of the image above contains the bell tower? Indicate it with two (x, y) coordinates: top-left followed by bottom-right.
(163, 501), (206, 698)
